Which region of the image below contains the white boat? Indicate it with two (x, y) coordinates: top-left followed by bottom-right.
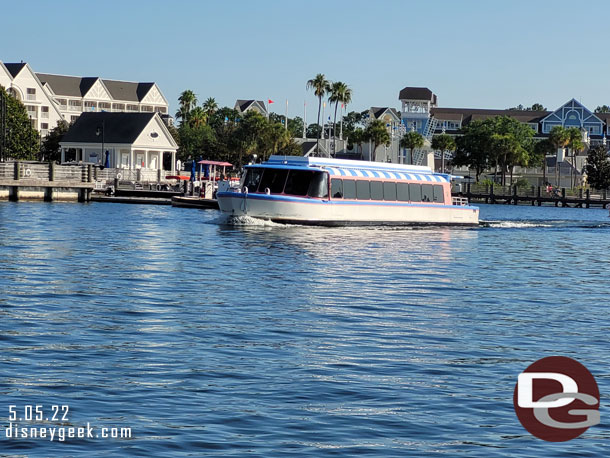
(217, 156), (479, 226)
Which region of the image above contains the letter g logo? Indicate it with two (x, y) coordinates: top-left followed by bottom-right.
(513, 356), (600, 442)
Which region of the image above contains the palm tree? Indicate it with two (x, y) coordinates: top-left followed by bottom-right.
(339, 85), (352, 141)
(431, 133), (456, 173)
(549, 126), (570, 186)
(400, 131), (425, 165)
(365, 120), (391, 162)
(176, 90), (197, 126)
(328, 82), (352, 155)
(189, 107), (207, 128)
(202, 97), (219, 120)
(306, 74), (330, 154)
(566, 127), (584, 188)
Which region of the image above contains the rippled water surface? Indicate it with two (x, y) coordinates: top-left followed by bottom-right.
(1, 201), (610, 457)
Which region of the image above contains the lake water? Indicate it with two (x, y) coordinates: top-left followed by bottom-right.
(1, 201), (609, 457)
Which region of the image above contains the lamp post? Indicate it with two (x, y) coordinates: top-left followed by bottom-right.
(96, 120), (105, 166)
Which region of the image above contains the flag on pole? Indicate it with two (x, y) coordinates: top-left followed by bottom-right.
(268, 99), (274, 104)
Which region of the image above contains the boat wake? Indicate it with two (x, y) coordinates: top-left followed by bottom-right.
(216, 215), (289, 227)
(481, 220), (610, 229)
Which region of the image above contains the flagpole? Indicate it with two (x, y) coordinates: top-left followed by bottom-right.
(303, 101), (306, 139)
(285, 99), (288, 130)
(322, 102), (325, 140)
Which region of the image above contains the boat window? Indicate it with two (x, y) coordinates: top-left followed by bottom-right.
(433, 185), (445, 203)
(383, 181), (397, 201)
(308, 172), (328, 198)
(409, 183), (422, 202)
(331, 179), (343, 198)
(356, 180), (370, 200)
(397, 182), (410, 201)
(421, 184), (434, 202)
(343, 180), (357, 199)
(284, 170), (314, 196)
(243, 168), (263, 193)
(257, 168), (289, 193)
(370, 181), (383, 200)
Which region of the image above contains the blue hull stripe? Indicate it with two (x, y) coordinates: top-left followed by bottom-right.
(217, 192), (478, 211)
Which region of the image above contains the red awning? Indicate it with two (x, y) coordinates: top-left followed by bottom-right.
(165, 175), (191, 180)
(197, 160), (233, 167)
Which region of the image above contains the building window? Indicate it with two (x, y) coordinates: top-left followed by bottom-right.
(587, 125), (600, 135)
(57, 98), (67, 107)
(41, 123), (49, 130)
(99, 102), (111, 111)
(141, 105), (153, 112)
(528, 123), (538, 132)
(27, 88), (36, 101)
(126, 104), (139, 112)
(84, 101), (97, 111)
(71, 115), (79, 122)
(41, 106), (49, 118)
(113, 103), (125, 111)
(155, 106), (167, 113)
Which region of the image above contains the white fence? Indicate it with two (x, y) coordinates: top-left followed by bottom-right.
(0, 162), (173, 184)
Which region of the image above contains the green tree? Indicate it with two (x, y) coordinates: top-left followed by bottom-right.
(40, 120), (70, 162)
(202, 97), (218, 120)
(400, 130), (425, 165)
(349, 128), (366, 157)
(548, 125), (570, 186)
(488, 116), (534, 185)
(2, 86), (40, 160)
(235, 111), (268, 167)
(328, 81), (352, 146)
(453, 119), (495, 182)
(533, 138), (554, 184)
(530, 103), (546, 111)
(306, 73), (330, 152)
(366, 120), (391, 162)
(595, 105), (610, 113)
(189, 106), (208, 128)
(176, 89), (197, 126)
(585, 145), (610, 189)
(431, 133), (455, 173)
(566, 127), (584, 188)
(306, 124), (322, 139)
(287, 116), (304, 138)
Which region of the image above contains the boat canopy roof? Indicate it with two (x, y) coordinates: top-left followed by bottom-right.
(197, 160), (233, 166)
(245, 155), (450, 183)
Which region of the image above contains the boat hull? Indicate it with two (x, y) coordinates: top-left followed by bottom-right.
(217, 192), (479, 226)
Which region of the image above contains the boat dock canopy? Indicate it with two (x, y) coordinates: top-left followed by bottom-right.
(265, 155), (450, 182)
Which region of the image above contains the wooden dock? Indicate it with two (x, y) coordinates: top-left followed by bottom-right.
(459, 184), (610, 208)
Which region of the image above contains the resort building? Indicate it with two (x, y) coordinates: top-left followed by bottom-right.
(0, 62), (64, 136)
(0, 60), (170, 137)
(59, 112), (177, 172)
(234, 99), (268, 116)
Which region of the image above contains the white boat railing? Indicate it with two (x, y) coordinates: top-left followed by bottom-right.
(452, 196), (469, 206)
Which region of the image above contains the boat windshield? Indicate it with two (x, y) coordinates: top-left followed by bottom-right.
(241, 168), (328, 198)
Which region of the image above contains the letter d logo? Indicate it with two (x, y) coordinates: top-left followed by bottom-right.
(513, 356), (600, 442)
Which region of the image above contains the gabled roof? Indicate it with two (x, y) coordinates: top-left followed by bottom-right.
(235, 99), (267, 113)
(540, 98), (603, 125)
(370, 107), (400, 121)
(37, 73), (86, 97)
(96, 79), (153, 102)
(4, 63), (27, 78)
(36, 73), (157, 102)
(431, 107), (549, 125)
(61, 112), (157, 144)
(0, 61), (13, 81)
(399, 87), (436, 104)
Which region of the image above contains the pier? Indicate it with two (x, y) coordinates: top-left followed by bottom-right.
(0, 162), (95, 202)
(458, 183), (610, 208)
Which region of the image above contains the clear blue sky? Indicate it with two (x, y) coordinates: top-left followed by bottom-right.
(4, 0), (610, 118)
